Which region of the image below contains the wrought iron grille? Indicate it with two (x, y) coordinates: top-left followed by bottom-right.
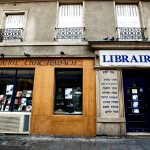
(55, 27), (84, 40)
(117, 27), (146, 41)
(0, 28), (23, 42)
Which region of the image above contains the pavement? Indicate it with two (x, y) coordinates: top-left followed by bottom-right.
(0, 135), (150, 150)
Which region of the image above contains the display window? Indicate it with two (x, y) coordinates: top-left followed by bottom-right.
(0, 69), (34, 112)
(54, 68), (82, 115)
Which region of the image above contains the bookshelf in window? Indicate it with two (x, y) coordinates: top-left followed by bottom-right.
(54, 88), (65, 114)
(54, 87), (82, 115)
(14, 90), (32, 112)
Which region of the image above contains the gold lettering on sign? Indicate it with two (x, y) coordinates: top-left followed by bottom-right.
(0, 59), (82, 66)
(24, 60), (46, 66)
(0, 60), (19, 66)
(46, 60), (77, 66)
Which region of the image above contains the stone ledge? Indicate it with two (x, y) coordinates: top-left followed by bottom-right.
(97, 117), (125, 123)
(0, 41), (89, 47)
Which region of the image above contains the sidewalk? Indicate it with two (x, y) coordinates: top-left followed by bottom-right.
(0, 135), (150, 150)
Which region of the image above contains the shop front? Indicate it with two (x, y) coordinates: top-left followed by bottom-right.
(0, 58), (96, 136)
(95, 49), (150, 136)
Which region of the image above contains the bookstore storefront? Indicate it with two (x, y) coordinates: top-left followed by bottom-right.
(95, 50), (150, 136)
(0, 58), (96, 136)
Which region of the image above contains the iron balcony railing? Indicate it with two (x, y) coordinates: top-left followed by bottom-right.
(55, 27), (85, 40)
(116, 27), (146, 41)
(0, 28), (23, 42)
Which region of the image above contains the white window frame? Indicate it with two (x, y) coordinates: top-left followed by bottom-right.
(56, 3), (84, 41)
(115, 4), (144, 41)
(1, 9), (28, 42)
(58, 4), (83, 28)
(116, 4), (141, 28)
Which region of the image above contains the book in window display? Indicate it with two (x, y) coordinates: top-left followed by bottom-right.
(74, 87), (82, 95)
(3, 96), (12, 111)
(0, 95), (4, 111)
(56, 88), (63, 99)
(0, 95), (4, 101)
(18, 98), (27, 111)
(14, 90), (32, 111)
(27, 99), (32, 105)
(14, 98), (21, 110)
(1, 94), (10, 110)
(4, 105), (10, 111)
(16, 91), (22, 97)
(26, 90), (32, 97)
(0, 95), (4, 104)
(54, 87), (83, 114)
(6, 85), (14, 95)
(54, 88), (65, 114)
(25, 105), (32, 112)
(0, 85), (13, 111)
(18, 98), (22, 104)
(20, 90), (32, 97)
(66, 102), (74, 113)
(21, 90), (27, 97)
(73, 87), (82, 113)
(21, 98), (27, 105)
(65, 88), (73, 99)
(64, 88), (74, 113)
(15, 99), (18, 104)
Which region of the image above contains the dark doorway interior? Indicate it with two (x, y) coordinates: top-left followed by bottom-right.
(123, 69), (150, 132)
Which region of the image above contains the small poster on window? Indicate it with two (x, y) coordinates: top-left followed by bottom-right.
(132, 89), (138, 94)
(65, 88), (72, 99)
(132, 95), (138, 100)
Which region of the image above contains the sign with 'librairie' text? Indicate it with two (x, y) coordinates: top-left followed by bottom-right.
(100, 50), (150, 67)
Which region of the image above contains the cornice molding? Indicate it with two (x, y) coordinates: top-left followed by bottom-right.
(88, 40), (150, 50)
(0, 41), (89, 46)
(0, 0), (149, 3)
(0, 0), (82, 3)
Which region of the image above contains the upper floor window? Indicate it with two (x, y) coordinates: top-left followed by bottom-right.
(0, 13), (25, 42)
(55, 4), (84, 41)
(116, 4), (146, 41)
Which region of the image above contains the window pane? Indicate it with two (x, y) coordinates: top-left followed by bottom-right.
(116, 4), (140, 28)
(4, 14), (24, 42)
(54, 68), (82, 115)
(0, 69), (34, 112)
(57, 4), (83, 41)
(0, 69), (16, 77)
(14, 78), (33, 112)
(5, 14), (24, 28)
(0, 78), (14, 111)
(58, 4), (83, 28)
(17, 69), (34, 77)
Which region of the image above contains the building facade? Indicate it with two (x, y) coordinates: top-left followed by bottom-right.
(89, 1), (150, 136)
(0, 0), (150, 137)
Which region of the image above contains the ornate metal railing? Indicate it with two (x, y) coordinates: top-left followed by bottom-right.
(0, 28), (23, 42)
(55, 27), (85, 40)
(116, 27), (146, 41)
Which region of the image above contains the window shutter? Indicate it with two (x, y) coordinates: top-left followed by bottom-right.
(5, 14), (24, 29)
(116, 4), (141, 28)
(58, 4), (83, 28)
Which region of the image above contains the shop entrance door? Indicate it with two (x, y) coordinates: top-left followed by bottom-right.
(123, 70), (150, 132)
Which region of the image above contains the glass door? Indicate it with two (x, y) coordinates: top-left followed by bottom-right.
(123, 78), (149, 132)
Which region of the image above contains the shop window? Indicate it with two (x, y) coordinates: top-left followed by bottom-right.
(54, 68), (82, 115)
(0, 69), (34, 112)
